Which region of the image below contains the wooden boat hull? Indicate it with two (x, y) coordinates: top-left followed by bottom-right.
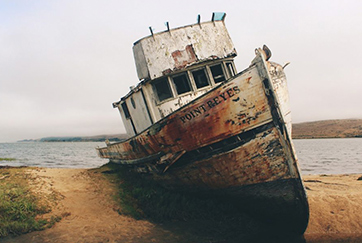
(97, 49), (309, 234)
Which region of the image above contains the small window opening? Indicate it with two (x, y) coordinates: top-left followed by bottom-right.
(172, 73), (192, 95)
(192, 69), (209, 89)
(154, 77), (173, 102)
(226, 62), (236, 77)
(121, 102), (131, 119)
(210, 64), (226, 83)
(130, 97), (136, 109)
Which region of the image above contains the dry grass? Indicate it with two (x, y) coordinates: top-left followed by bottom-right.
(292, 119), (362, 139)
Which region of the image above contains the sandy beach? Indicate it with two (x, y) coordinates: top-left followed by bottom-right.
(303, 174), (362, 242)
(2, 168), (362, 243)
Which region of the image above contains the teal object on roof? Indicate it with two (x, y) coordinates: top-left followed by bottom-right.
(212, 12), (226, 21)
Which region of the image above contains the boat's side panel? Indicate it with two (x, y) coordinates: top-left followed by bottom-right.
(115, 104), (136, 137)
(100, 64), (274, 161)
(149, 125), (292, 189)
(268, 62), (292, 136)
(173, 68), (272, 150)
(125, 89), (153, 133)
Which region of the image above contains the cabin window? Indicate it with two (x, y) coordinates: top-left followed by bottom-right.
(210, 64), (226, 83)
(121, 102), (131, 119)
(226, 62), (236, 77)
(192, 69), (209, 89)
(130, 97), (136, 109)
(172, 73), (192, 95)
(153, 77), (173, 102)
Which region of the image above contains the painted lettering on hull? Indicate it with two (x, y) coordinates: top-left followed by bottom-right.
(180, 86), (240, 123)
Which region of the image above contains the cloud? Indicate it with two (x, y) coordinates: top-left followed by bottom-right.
(1, 0), (362, 142)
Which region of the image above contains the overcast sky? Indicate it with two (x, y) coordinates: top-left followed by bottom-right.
(1, 0), (362, 142)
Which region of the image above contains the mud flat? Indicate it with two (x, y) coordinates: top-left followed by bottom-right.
(2, 167), (362, 242)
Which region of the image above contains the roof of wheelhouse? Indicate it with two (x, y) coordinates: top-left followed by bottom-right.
(132, 12), (237, 82)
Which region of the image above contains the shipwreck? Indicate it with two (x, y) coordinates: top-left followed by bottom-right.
(97, 13), (309, 235)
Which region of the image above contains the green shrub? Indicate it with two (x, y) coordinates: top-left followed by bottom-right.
(0, 158), (16, 161)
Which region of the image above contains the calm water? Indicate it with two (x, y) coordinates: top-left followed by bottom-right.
(294, 138), (362, 174)
(0, 142), (106, 168)
(1, 138), (362, 174)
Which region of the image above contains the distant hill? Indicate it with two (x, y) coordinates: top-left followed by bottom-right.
(18, 134), (129, 143)
(18, 119), (362, 142)
(292, 119), (362, 139)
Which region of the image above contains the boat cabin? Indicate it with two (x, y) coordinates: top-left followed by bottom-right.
(113, 13), (238, 137)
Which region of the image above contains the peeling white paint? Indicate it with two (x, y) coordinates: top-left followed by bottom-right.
(133, 21), (236, 81)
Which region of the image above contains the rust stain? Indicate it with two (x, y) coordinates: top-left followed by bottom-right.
(162, 68), (172, 75)
(171, 44), (198, 70)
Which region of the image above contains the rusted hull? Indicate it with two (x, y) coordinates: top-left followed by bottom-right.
(153, 122), (308, 234)
(149, 124), (293, 190)
(97, 50), (309, 234)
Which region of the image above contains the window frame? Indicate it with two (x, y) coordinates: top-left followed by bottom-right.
(191, 68), (210, 90)
(152, 77), (174, 102)
(209, 63), (226, 84)
(171, 72), (193, 95)
(225, 61), (236, 79)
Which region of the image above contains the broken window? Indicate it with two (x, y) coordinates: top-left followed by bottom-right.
(226, 62), (236, 77)
(192, 69), (210, 89)
(153, 77), (173, 102)
(121, 102), (131, 119)
(210, 64), (226, 83)
(172, 73), (192, 95)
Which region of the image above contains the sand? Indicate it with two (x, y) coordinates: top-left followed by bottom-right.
(3, 168), (362, 243)
(2, 168), (184, 243)
(303, 174), (362, 242)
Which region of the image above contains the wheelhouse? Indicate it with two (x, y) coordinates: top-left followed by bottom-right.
(113, 15), (238, 137)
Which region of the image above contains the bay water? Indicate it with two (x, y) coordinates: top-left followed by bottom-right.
(1, 138), (362, 174)
(294, 138), (362, 174)
(0, 142), (105, 168)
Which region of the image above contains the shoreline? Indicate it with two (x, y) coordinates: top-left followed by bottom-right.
(1, 167), (362, 242)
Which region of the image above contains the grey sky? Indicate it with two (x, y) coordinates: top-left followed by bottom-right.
(1, 0), (362, 142)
